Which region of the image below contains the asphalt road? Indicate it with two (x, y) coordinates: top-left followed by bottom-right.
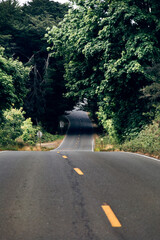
(0, 111), (160, 240)
(56, 111), (93, 151)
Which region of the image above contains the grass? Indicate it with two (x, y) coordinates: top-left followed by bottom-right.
(0, 133), (65, 151)
(0, 132), (65, 151)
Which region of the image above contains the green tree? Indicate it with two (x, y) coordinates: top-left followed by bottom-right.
(0, 0), (69, 131)
(48, 0), (160, 140)
(142, 64), (160, 106)
(0, 47), (29, 115)
(20, 0), (69, 128)
(97, 0), (160, 139)
(47, 0), (108, 115)
(0, 0), (21, 50)
(22, 0), (68, 21)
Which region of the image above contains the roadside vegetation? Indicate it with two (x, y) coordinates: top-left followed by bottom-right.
(0, 0), (160, 154)
(0, 107), (65, 151)
(47, 0), (160, 157)
(0, 0), (71, 150)
(95, 110), (160, 159)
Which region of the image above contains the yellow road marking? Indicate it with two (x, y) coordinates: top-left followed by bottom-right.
(62, 155), (68, 159)
(74, 168), (84, 175)
(101, 205), (122, 227)
(57, 151), (60, 153)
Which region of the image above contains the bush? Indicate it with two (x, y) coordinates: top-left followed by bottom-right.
(121, 112), (160, 157)
(20, 118), (37, 145)
(40, 131), (64, 143)
(95, 108), (160, 158)
(0, 108), (37, 146)
(0, 107), (64, 148)
(0, 108), (25, 146)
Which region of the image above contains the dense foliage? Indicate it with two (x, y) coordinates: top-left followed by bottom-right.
(0, 0), (160, 151)
(47, 0), (160, 141)
(96, 109), (160, 158)
(0, 47), (29, 115)
(0, 107), (62, 148)
(121, 111), (160, 158)
(0, 108), (32, 146)
(0, 0), (72, 132)
(0, 0), (73, 148)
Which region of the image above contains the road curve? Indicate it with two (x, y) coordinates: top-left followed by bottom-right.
(0, 110), (160, 240)
(55, 110), (93, 151)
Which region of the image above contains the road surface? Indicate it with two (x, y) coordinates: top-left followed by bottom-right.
(0, 110), (160, 240)
(56, 111), (93, 151)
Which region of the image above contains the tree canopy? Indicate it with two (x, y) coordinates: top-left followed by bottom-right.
(0, 0), (71, 132)
(47, 0), (160, 140)
(0, 46), (29, 115)
(0, 0), (160, 142)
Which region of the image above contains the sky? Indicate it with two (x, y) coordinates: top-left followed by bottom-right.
(19, 0), (68, 5)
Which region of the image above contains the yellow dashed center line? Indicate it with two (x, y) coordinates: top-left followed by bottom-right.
(59, 154), (120, 229)
(101, 205), (122, 228)
(74, 168), (84, 175)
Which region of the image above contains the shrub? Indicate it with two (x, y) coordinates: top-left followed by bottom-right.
(20, 118), (37, 145)
(0, 108), (25, 146)
(121, 112), (160, 157)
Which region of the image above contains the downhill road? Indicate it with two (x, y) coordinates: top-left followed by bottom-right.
(0, 110), (160, 240)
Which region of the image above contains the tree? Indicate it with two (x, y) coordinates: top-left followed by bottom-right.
(0, 0), (22, 54)
(97, 0), (160, 139)
(0, 47), (29, 115)
(19, 0), (69, 128)
(22, 0), (69, 21)
(141, 63), (160, 116)
(47, 0), (109, 116)
(0, 0), (69, 131)
(47, 0), (160, 140)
